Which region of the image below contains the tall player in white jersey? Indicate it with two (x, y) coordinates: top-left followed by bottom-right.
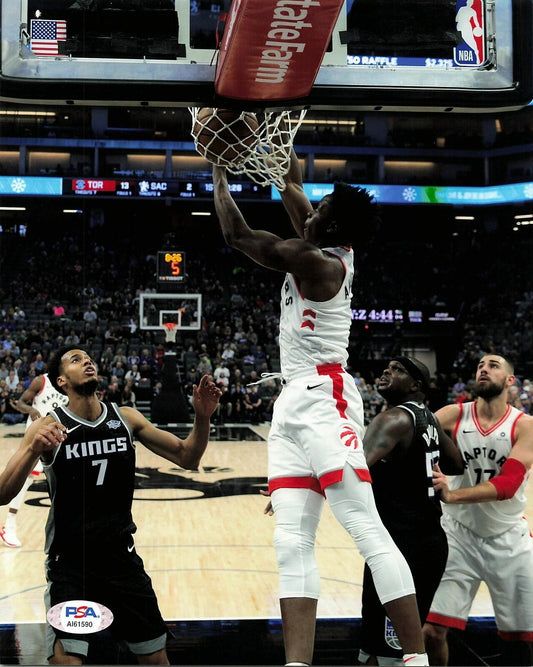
(0, 373), (68, 548)
(213, 151), (429, 667)
(424, 354), (533, 665)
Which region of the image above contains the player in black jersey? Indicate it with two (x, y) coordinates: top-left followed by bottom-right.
(0, 345), (221, 665)
(358, 356), (463, 666)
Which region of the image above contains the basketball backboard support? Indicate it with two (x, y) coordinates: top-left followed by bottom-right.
(0, 0), (531, 112)
(138, 292), (202, 331)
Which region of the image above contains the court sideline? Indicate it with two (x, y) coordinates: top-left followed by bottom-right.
(0, 422), (527, 665)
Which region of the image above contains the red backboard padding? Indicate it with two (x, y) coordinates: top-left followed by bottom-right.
(215, 0), (344, 102)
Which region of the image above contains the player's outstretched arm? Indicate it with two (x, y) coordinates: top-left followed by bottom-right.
(278, 148), (313, 239)
(213, 164), (319, 276)
(122, 375), (221, 470)
(11, 376), (45, 421)
(0, 417), (66, 505)
(433, 413), (533, 503)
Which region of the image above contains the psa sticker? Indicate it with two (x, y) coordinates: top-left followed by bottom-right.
(47, 600), (114, 634)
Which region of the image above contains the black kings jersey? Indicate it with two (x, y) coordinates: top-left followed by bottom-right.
(370, 401), (442, 538)
(44, 402), (136, 557)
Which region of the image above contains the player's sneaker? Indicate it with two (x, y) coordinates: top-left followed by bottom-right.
(0, 525), (21, 548)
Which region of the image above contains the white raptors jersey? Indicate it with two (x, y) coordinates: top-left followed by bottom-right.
(445, 401), (529, 537)
(26, 373), (68, 429)
(279, 246), (354, 378)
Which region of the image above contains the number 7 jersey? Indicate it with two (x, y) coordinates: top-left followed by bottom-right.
(44, 402), (137, 556)
(445, 401), (529, 537)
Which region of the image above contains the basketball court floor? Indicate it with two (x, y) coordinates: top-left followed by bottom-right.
(0, 421), (530, 665)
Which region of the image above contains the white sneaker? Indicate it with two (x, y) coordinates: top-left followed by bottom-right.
(0, 525), (21, 547)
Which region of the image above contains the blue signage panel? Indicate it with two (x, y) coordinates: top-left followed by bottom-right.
(271, 182), (533, 205)
(0, 176), (63, 196)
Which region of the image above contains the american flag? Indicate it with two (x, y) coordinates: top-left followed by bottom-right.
(30, 19), (67, 56)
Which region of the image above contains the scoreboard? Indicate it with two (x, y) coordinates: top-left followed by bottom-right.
(351, 307), (457, 325)
(66, 178), (269, 199)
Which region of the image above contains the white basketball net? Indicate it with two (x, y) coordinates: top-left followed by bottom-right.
(188, 107), (308, 191)
(162, 322), (178, 343)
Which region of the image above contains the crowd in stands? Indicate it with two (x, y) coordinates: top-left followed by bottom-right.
(1, 211), (533, 427)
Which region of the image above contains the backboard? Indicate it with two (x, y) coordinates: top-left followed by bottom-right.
(1, 0), (532, 111)
(138, 292), (202, 331)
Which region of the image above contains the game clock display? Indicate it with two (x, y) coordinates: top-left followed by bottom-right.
(351, 308), (403, 323)
(351, 308), (456, 324)
(157, 251), (186, 284)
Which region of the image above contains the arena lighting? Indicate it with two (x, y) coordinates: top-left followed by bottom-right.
(62, 209), (82, 213)
(0, 110), (56, 117)
(191, 211), (211, 216)
(455, 215), (475, 220)
(0, 206), (26, 210)
(514, 213), (533, 219)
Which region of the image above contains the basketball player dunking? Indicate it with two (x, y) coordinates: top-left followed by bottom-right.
(213, 150), (429, 667)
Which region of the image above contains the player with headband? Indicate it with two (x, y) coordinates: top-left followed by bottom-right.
(213, 150), (429, 667)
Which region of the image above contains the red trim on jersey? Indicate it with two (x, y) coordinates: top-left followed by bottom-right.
(498, 629), (533, 642)
(290, 249), (349, 301)
(452, 402), (464, 444)
(317, 363), (348, 419)
(30, 469), (41, 476)
(472, 401), (512, 436)
(269, 476), (325, 497)
(320, 470), (344, 488)
(510, 410), (524, 445)
(319, 467), (372, 489)
(324, 249), (348, 274)
(320, 467), (372, 489)
(37, 375), (47, 396)
(426, 612), (466, 630)
(290, 273), (305, 300)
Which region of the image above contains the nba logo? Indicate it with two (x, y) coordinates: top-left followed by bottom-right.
(384, 616), (401, 650)
(454, 0), (485, 67)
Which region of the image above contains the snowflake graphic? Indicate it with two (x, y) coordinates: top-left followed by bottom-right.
(523, 183), (533, 199)
(10, 178), (26, 194)
(402, 187), (417, 202)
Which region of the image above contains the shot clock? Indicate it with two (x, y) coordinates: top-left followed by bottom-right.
(157, 250), (186, 284)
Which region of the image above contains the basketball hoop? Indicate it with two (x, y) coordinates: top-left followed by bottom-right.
(163, 322), (178, 344)
(189, 107), (308, 191)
